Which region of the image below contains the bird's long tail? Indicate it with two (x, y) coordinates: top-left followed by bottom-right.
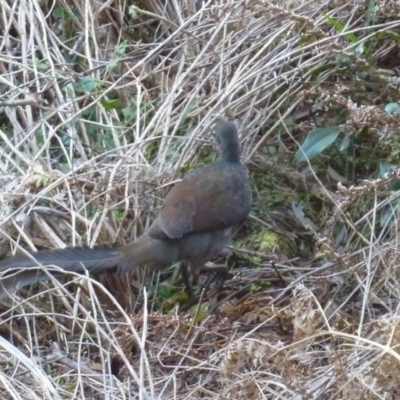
(0, 247), (121, 300)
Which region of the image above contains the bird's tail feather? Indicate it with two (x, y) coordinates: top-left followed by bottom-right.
(0, 247), (121, 299)
(0, 270), (66, 300)
(0, 247), (121, 273)
(0, 236), (178, 299)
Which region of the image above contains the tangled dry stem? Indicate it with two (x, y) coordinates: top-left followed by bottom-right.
(1, 0), (400, 398)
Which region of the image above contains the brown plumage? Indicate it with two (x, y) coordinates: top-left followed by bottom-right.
(0, 122), (252, 300)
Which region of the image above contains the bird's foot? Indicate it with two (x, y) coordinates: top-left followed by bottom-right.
(200, 263), (230, 290)
(179, 293), (200, 312)
(178, 263), (231, 312)
(179, 263), (200, 311)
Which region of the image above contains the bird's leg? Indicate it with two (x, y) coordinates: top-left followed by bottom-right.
(200, 263), (230, 288)
(179, 263), (230, 310)
(179, 262), (196, 304)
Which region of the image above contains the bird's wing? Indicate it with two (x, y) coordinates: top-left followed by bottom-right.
(157, 163), (252, 239)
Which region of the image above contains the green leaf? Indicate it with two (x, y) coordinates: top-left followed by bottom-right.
(292, 202), (319, 231)
(358, 125), (370, 140)
(322, 12), (359, 43)
(296, 126), (341, 162)
(122, 106), (137, 121)
(389, 180), (400, 191)
(52, 8), (66, 18)
(379, 161), (400, 195)
(379, 161), (393, 178)
(366, 0), (379, 25)
(116, 41), (127, 57)
(339, 137), (350, 152)
(384, 102), (400, 114)
(355, 42), (364, 54)
(309, 63), (338, 81)
(380, 200), (399, 228)
(74, 76), (98, 93)
(101, 98), (120, 109)
(107, 58), (121, 71)
(375, 30), (400, 43)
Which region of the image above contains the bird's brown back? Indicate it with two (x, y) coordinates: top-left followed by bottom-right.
(156, 161), (251, 240)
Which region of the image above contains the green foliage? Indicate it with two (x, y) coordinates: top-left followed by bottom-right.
(384, 102), (400, 114)
(107, 41), (128, 70)
(322, 12), (360, 44)
(32, 60), (49, 72)
(252, 231), (281, 252)
(296, 126), (341, 162)
(250, 281), (271, 294)
(121, 98), (154, 126)
(52, 6), (79, 44)
(101, 98), (121, 109)
(34, 173), (51, 189)
(73, 76), (100, 94)
(151, 281), (187, 313)
(379, 162), (400, 228)
(112, 209), (125, 223)
(185, 302), (208, 321)
(366, 0), (379, 25)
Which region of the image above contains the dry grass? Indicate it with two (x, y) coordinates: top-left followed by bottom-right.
(1, 0), (400, 398)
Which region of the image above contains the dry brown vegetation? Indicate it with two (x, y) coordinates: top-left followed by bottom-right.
(1, 0), (400, 398)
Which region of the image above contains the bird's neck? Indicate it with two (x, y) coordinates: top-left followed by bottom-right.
(218, 143), (241, 163)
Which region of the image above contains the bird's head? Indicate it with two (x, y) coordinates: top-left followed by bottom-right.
(212, 122), (241, 163)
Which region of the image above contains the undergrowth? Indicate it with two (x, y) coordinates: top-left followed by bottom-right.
(1, 0), (400, 398)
